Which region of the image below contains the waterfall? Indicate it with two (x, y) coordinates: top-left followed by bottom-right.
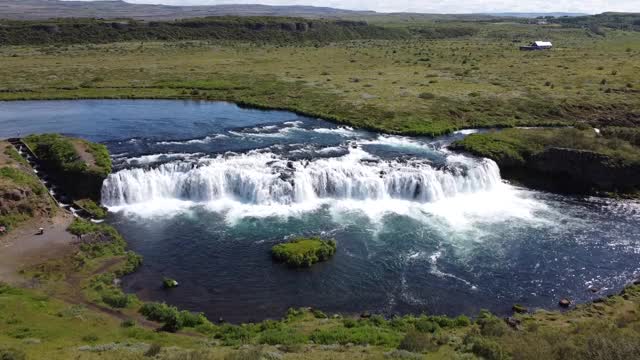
(101, 148), (502, 207)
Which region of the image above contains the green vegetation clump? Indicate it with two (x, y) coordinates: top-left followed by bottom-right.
(24, 134), (111, 200)
(3, 145), (27, 166)
(0, 163), (53, 234)
(0, 348), (26, 360)
(271, 238), (336, 267)
(24, 134), (86, 173)
(0, 167), (46, 196)
(602, 127), (640, 147)
(309, 325), (402, 346)
(67, 218), (126, 257)
(74, 199), (107, 219)
(66, 218), (142, 276)
(139, 302), (208, 332)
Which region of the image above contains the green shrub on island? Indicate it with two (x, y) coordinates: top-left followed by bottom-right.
(271, 237), (336, 267)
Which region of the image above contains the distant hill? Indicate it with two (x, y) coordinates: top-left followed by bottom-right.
(0, 1), (596, 22)
(0, 16), (411, 45)
(0, 0), (376, 20)
(483, 12), (588, 18)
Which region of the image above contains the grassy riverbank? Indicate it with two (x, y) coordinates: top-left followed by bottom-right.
(2, 278), (640, 359)
(1, 21), (638, 136)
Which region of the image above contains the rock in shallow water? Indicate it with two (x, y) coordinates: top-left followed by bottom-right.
(559, 298), (572, 308)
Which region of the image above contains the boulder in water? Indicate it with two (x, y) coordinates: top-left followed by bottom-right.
(558, 298), (571, 308)
(163, 278), (179, 289)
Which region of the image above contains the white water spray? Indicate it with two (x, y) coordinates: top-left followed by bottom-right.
(102, 147), (502, 207)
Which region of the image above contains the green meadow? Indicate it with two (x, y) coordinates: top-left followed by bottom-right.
(0, 21), (638, 136)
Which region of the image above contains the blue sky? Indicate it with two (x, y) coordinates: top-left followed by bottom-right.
(87, 0), (639, 14)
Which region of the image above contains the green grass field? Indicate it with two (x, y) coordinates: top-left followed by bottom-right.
(0, 22), (638, 135)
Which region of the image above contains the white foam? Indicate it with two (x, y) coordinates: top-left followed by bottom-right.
(312, 127), (357, 137)
(359, 135), (434, 152)
(454, 129), (480, 135)
(157, 134), (227, 145)
(123, 153), (200, 165)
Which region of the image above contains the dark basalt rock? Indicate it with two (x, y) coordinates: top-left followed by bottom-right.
(559, 298), (572, 308)
(528, 147), (640, 192)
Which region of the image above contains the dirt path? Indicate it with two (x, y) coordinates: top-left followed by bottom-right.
(0, 212), (75, 285)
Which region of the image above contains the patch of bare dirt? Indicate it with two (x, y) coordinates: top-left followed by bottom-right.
(0, 212), (75, 285)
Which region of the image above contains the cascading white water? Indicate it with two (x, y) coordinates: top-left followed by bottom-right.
(101, 148), (502, 206)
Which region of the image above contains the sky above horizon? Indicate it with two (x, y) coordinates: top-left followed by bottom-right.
(81, 0), (639, 14)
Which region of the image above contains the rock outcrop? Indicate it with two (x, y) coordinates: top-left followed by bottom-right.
(526, 147), (640, 193)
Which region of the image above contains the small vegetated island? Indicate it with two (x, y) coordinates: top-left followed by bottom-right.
(272, 237), (337, 267)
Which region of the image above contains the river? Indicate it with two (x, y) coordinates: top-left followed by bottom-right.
(1, 100), (639, 322)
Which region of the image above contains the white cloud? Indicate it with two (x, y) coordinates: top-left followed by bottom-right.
(94, 0), (639, 14)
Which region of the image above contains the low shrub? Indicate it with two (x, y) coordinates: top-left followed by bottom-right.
(415, 318), (440, 333)
(74, 199), (107, 219)
(398, 330), (437, 353)
(215, 324), (252, 346)
(469, 337), (508, 360)
(0, 348), (26, 360)
(102, 292), (133, 308)
(144, 343), (162, 357)
(312, 309), (328, 319)
(477, 310), (509, 337)
(310, 326), (401, 346)
(259, 328), (307, 345)
(139, 302), (207, 332)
